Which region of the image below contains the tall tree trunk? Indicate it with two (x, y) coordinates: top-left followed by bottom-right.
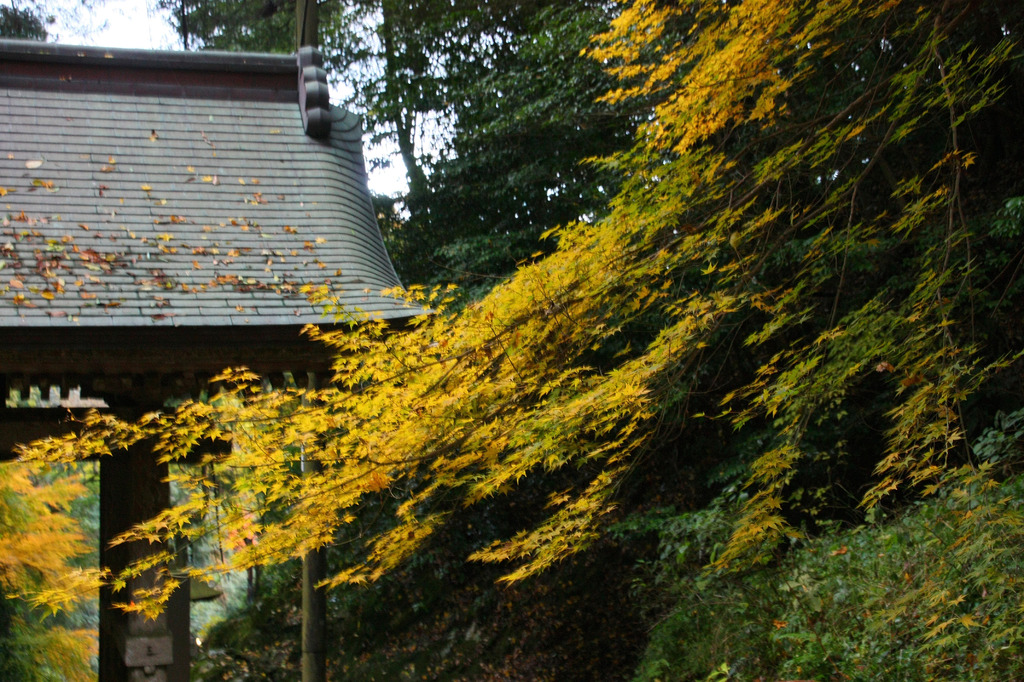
(179, 0), (190, 49)
(296, 0), (318, 48)
(380, 0), (430, 208)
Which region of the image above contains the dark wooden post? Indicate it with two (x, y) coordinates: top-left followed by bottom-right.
(301, 418), (327, 682)
(301, 534), (327, 681)
(99, 444), (190, 682)
(300, 367), (328, 682)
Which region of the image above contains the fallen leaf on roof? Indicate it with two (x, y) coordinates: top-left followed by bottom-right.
(187, 166), (195, 173)
(41, 291), (54, 300)
(10, 278), (24, 289)
(78, 224), (90, 231)
(47, 310), (67, 318)
(25, 159), (44, 169)
(0, 188), (14, 197)
(32, 179), (56, 190)
(100, 165), (116, 172)
(141, 184), (152, 192)
(150, 130), (159, 141)
(269, 129), (281, 134)
(80, 292), (96, 299)
(238, 178), (246, 185)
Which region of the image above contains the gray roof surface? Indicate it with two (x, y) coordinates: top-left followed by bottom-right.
(0, 40), (415, 329)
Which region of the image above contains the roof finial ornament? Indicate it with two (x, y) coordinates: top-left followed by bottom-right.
(297, 46), (331, 139)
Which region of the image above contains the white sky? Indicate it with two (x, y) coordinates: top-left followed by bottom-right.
(48, 1), (407, 196)
(52, 0), (179, 50)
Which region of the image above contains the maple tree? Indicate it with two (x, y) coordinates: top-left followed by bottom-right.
(0, 462), (95, 680)
(19, 1), (1024, 651)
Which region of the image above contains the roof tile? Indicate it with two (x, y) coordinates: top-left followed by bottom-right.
(0, 40), (415, 329)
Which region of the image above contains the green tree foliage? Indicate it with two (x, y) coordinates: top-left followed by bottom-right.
(157, 0), (295, 51)
(322, 0), (634, 290)
(630, 436), (1024, 679)
(0, 3), (49, 39)
(194, 536), (645, 680)
(21, 3), (1024, 676)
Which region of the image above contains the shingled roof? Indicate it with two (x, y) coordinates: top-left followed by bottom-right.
(0, 39), (414, 329)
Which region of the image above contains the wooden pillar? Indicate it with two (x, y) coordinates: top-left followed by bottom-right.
(301, 454), (327, 682)
(99, 444), (190, 681)
(302, 544), (327, 681)
(166, 579), (191, 681)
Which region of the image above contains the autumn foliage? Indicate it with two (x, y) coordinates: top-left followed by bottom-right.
(20, 0), (1024, 674)
(0, 463), (95, 680)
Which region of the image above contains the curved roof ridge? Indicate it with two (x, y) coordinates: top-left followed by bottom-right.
(0, 38), (296, 73)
